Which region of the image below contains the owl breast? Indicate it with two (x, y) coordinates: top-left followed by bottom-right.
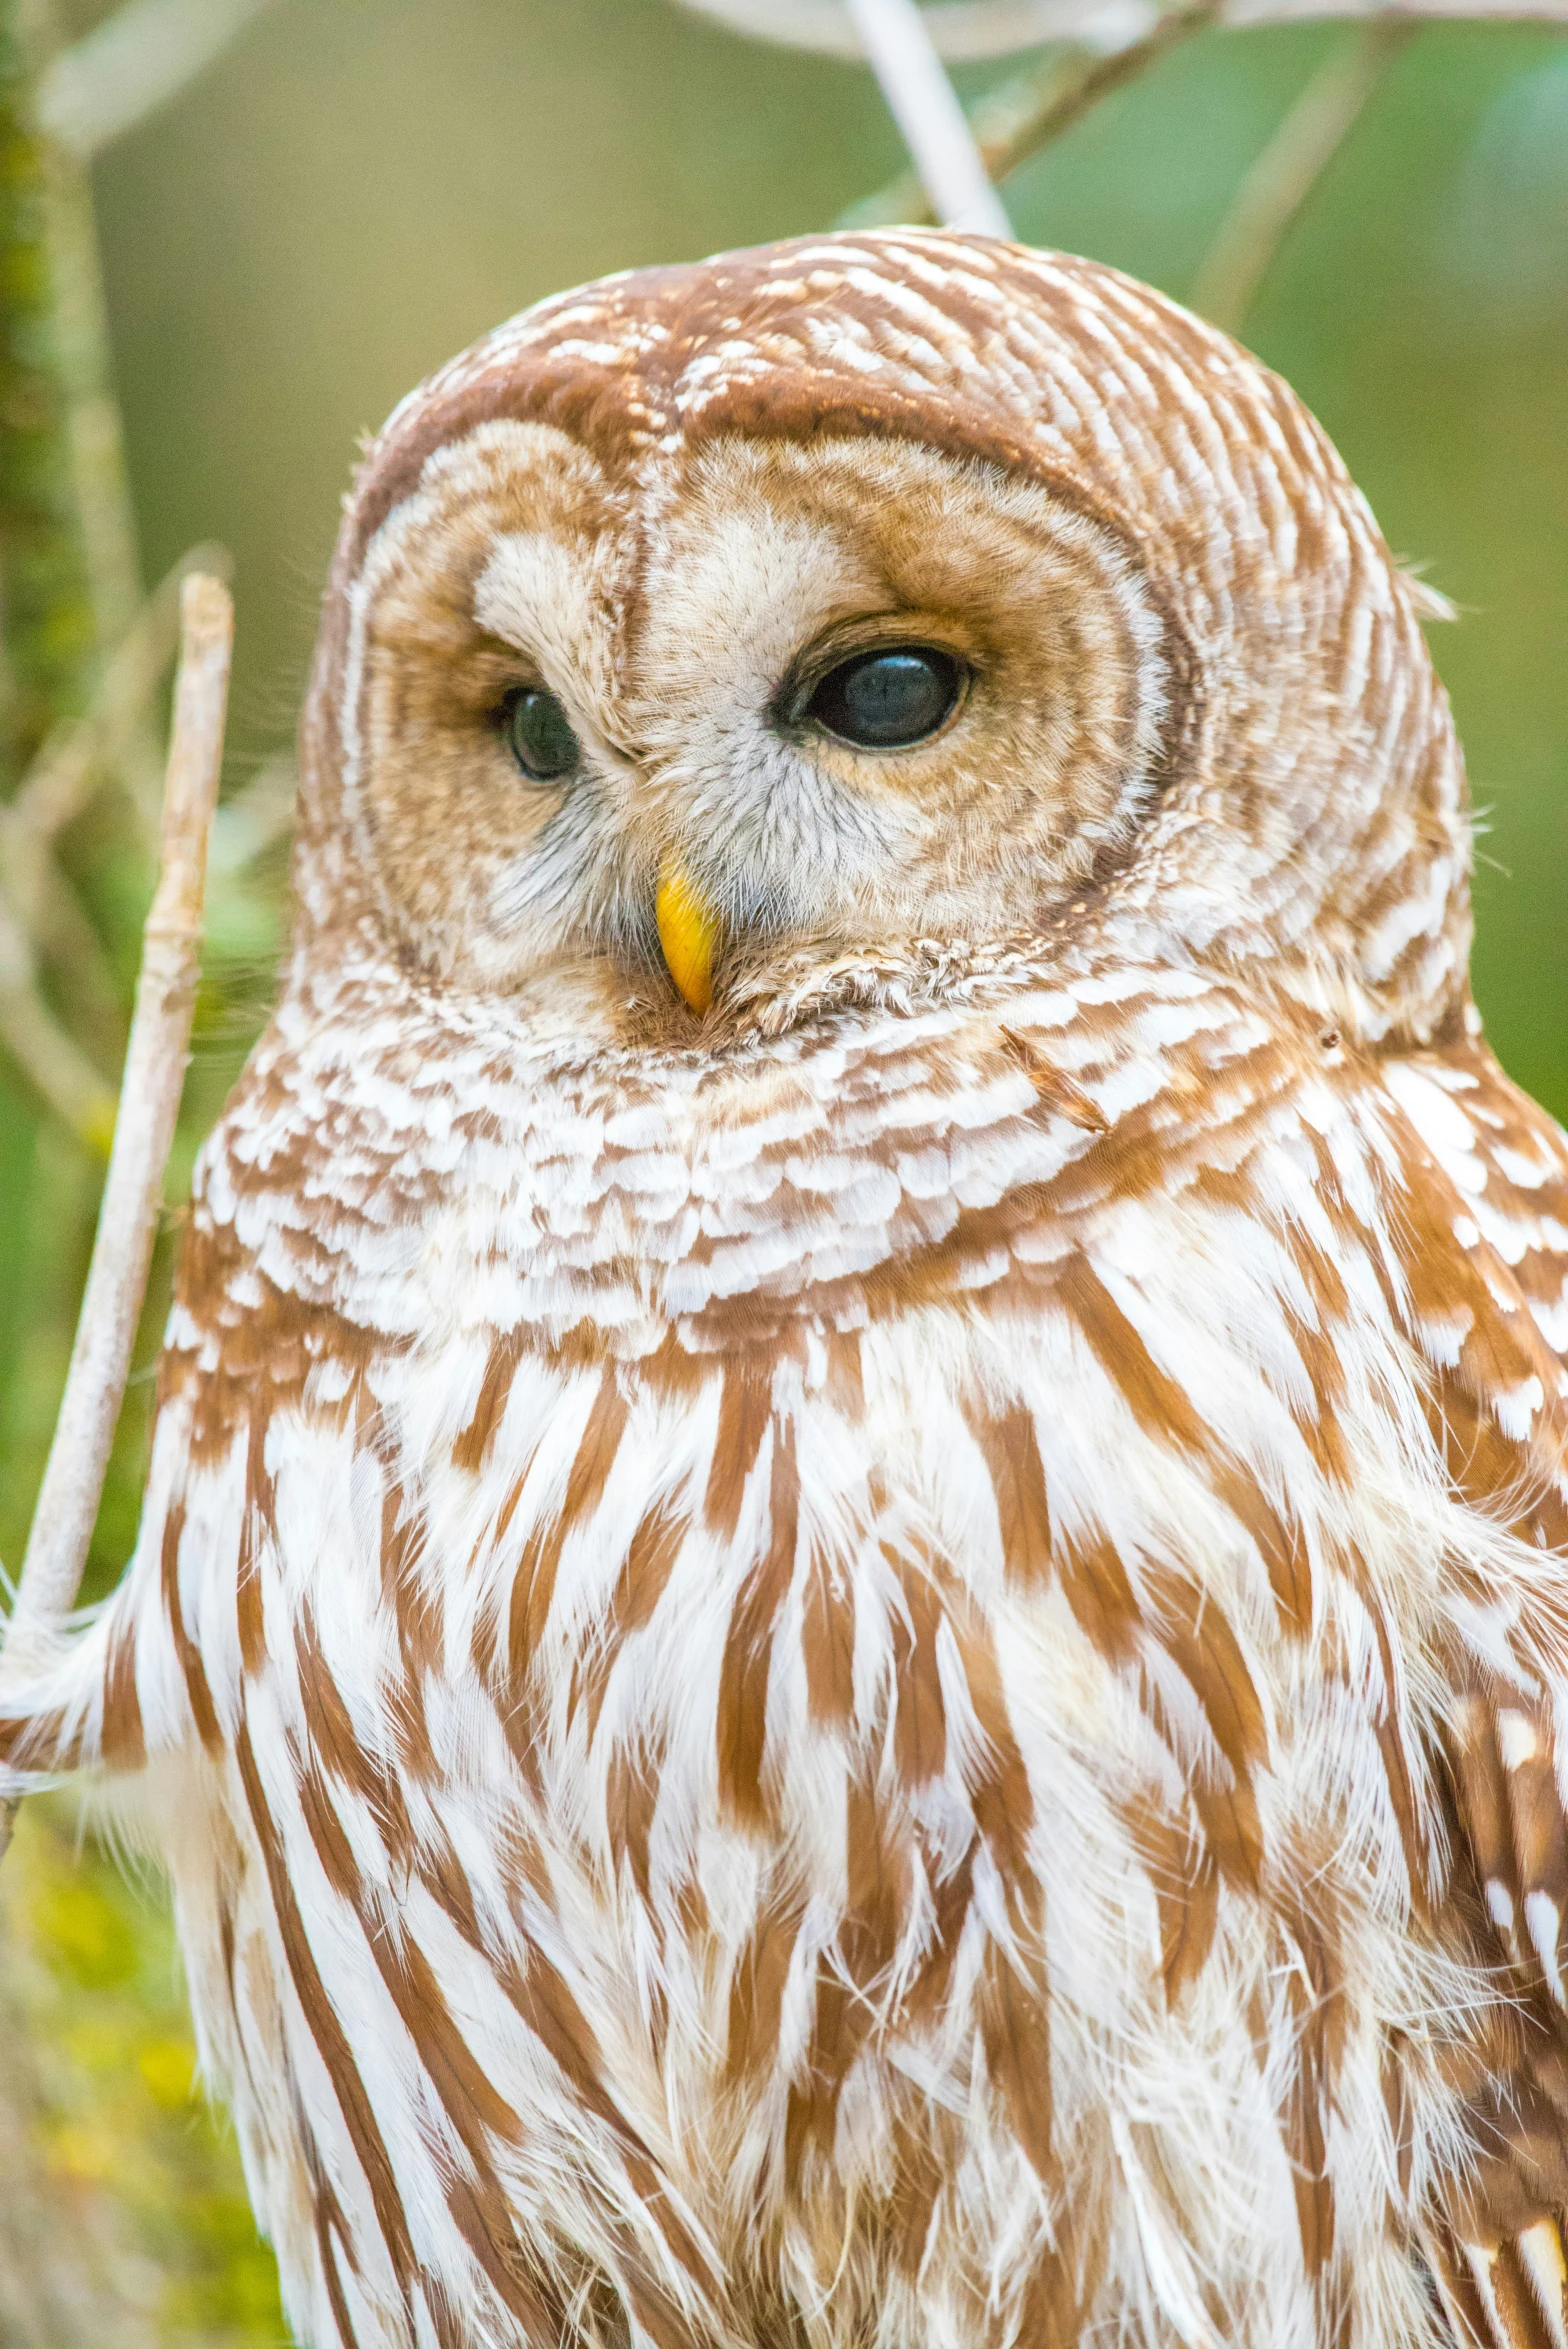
(123, 940), (1528, 2349)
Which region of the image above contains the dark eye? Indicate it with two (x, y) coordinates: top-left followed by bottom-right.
(805, 646), (962, 750)
(503, 686), (580, 781)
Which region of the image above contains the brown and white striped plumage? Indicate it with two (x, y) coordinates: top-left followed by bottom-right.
(5, 229), (1568, 2348)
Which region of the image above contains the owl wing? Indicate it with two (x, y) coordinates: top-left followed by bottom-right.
(0, 1191), (336, 1797)
(1375, 1039), (1568, 2349)
(1, 1213), (722, 2346)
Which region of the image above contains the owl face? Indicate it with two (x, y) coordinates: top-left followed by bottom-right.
(308, 232), (1471, 1048)
(346, 417), (1166, 1003)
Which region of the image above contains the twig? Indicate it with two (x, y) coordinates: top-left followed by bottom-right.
(846, 0), (1014, 230)
(672, 0), (1155, 56)
(0, 892), (119, 1151)
(1191, 16), (1418, 332)
(208, 751), (297, 878)
(0, 550), (229, 1140)
(0, 575), (231, 1692)
(6, 544), (226, 851)
(839, 0), (1218, 227)
(25, 852), (127, 1058)
(1223, 0), (1567, 19)
(839, 42), (1091, 226)
(987, 0), (1219, 170)
(37, 0), (277, 160)
(678, 0), (1568, 49)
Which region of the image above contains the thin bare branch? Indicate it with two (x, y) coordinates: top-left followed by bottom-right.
(37, 0), (276, 161)
(1192, 16), (1418, 331)
(0, 575), (232, 1710)
(671, 0), (1154, 55)
(1224, 0), (1567, 19)
(0, 893), (118, 1152)
(677, 0), (1568, 51)
(840, 43), (1081, 225)
(27, 854), (121, 1004)
(846, 0), (1014, 229)
(991, 0), (1221, 169)
(839, 0), (1218, 227)
(209, 752), (297, 878)
(5, 545), (226, 851)
(0, 549), (231, 1150)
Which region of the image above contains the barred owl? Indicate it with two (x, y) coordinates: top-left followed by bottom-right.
(5, 229), (1568, 2349)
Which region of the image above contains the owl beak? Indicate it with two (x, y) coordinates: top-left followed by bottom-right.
(655, 856), (720, 1014)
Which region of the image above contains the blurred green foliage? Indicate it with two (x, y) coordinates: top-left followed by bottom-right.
(0, 0), (1563, 2339)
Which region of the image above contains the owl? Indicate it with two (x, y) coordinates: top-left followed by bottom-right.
(4, 227), (1568, 2349)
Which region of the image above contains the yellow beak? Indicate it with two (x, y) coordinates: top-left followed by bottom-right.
(655, 857), (720, 1014)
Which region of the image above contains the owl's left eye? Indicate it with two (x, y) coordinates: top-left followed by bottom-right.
(502, 687), (580, 782)
(803, 645), (963, 750)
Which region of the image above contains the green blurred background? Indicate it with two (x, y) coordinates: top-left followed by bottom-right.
(0, 0), (1563, 2338)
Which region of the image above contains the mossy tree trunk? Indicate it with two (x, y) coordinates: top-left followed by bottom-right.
(0, 13), (287, 2345)
(0, 0), (99, 782)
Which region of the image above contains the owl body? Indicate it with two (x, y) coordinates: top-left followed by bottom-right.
(7, 232), (1568, 2349)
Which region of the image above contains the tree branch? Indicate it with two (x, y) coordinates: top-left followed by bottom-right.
(840, 0), (1219, 227)
(847, 0), (1014, 228)
(991, 0), (1222, 171)
(679, 0), (1568, 53)
(6, 545), (226, 851)
(0, 576), (231, 1744)
(673, 0), (1156, 55)
(37, 0), (276, 160)
(0, 894), (119, 1152)
(209, 752), (297, 878)
(1192, 15), (1418, 332)
(0, 548), (230, 1145)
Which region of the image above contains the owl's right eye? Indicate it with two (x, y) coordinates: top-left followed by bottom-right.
(502, 687), (580, 782)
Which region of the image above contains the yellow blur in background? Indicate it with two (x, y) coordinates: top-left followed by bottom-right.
(1, 1799), (282, 2342)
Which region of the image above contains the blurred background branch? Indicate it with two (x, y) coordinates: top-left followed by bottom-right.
(839, 0), (1221, 222)
(670, 0), (1142, 51)
(38, 0), (278, 159)
(1192, 12), (1419, 325)
(0, 893), (118, 1148)
(712, 0), (1563, 240)
(674, 0), (1568, 41)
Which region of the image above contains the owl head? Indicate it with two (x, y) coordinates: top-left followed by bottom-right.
(293, 231), (1469, 1047)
